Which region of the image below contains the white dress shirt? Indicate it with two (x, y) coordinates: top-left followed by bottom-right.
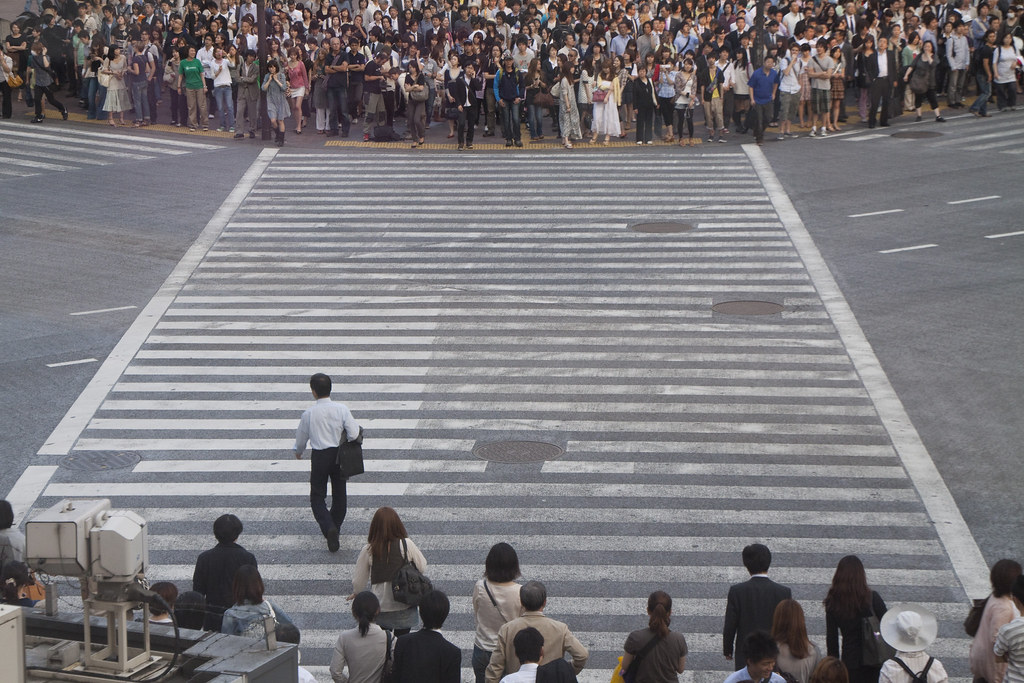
(293, 397), (360, 454)
(877, 51), (888, 78)
(500, 662), (538, 683)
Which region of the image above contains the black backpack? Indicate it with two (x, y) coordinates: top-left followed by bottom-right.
(891, 656), (935, 683)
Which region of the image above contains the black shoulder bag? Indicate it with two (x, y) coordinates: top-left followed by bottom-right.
(336, 426), (364, 478)
(622, 633), (663, 683)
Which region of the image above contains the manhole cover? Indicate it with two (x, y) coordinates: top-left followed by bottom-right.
(61, 452), (141, 471)
(712, 300), (785, 315)
(629, 221), (694, 233)
(891, 130), (943, 139)
(472, 441), (565, 463)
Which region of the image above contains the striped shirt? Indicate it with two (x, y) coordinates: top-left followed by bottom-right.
(995, 617), (1024, 683)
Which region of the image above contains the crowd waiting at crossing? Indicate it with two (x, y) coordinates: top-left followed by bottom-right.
(0, 0), (1021, 148)
(3, 498), (1024, 683)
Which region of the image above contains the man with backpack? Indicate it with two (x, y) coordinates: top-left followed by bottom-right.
(878, 604), (949, 683)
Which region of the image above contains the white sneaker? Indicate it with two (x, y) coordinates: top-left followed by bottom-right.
(808, 127), (816, 137)
(776, 134), (785, 141)
(820, 129), (828, 137)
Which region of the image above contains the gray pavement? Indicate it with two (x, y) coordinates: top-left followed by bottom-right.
(3, 145), (1009, 682)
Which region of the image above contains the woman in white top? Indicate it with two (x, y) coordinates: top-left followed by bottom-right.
(349, 506), (426, 636)
(330, 591), (389, 683)
(472, 542), (524, 683)
(773, 599), (822, 683)
(146, 582), (178, 625)
(992, 32), (1020, 111)
(591, 59), (622, 143)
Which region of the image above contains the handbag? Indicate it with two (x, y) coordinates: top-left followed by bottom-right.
(336, 426), (364, 478)
(592, 88), (607, 103)
(860, 602), (896, 667)
(445, 104), (460, 120)
(7, 73), (23, 88)
(908, 58), (929, 94)
(162, 62), (176, 85)
(391, 538), (433, 606)
(380, 630), (395, 683)
(964, 596), (989, 636)
(533, 91), (555, 107)
(409, 82), (428, 101)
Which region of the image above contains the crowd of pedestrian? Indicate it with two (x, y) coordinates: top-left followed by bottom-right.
(1, 0), (1021, 147)
(4, 501), (1024, 683)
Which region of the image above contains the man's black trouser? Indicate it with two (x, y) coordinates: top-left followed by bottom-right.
(310, 447), (347, 537)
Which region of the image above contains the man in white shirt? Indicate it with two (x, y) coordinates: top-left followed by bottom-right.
(500, 629), (543, 683)
(293, 373), (361, 553)
(945, 22), (970, 106)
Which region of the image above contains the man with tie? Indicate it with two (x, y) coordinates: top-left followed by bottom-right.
(843, 1), (860, 37)
(723, 544), (792, 670)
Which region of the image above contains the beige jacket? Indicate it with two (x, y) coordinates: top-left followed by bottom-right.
(484, 611), (589, 683)
(970, 595), (1020, 683)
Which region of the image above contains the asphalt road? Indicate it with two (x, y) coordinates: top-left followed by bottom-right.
(0, 117), (1019, 622)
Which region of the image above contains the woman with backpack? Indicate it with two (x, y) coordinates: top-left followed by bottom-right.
(823, 555), (889, 683)
(878, 604), (948, 683)
(220, 565), (294, 638)
(330, 591), (391, 683)
(349, 506), (427, 637)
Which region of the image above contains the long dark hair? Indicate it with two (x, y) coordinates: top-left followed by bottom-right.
(647, 590), (672, 637)
(823, 555), (872, 620)
(367, 506), (408, 561)
(772, 599), (812, 659)
(352, 590), (380, 636)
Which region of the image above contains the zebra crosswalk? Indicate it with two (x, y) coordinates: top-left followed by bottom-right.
(27, 149), (978, 683)
(827, 108), (1023, 155)
(0, 123), (224, 177)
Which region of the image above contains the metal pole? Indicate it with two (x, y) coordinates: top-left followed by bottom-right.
(257, 0), (271, 140)
(752, 0), (765, 69)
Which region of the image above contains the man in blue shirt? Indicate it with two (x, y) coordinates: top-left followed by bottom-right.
(723, 631), (788, 683)
(747, 56), (780, 145)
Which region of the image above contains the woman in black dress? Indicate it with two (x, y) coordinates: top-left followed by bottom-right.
(824, 555), (888, 683)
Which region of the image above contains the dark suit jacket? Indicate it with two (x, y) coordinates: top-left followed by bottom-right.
(448, 74), (482, 109)
(857, 49), (898, 85)
(536, 658), (579, 683)
(392, 628), (461, 683)
(723, 576), (792, 669)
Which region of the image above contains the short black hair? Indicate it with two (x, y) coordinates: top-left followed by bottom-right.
(745, 630), (780, 664)
(419, 589), (451, 629)
(742, 543), (772, 574)
(174, 591), (207, 630)
(213, 513), (243, 544)
(513, 626), (544, 663)
(0, 500), (13, 530)
(310, 373), (332, 397)
(485, 542), (521, 583)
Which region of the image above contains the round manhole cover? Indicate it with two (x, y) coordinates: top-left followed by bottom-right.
(712, 300), (785, 315)
(472, 441), (565, 463)
(891, 130), (943, 139)
(630, 221), (694, 233)
(61, 452), (142, 471)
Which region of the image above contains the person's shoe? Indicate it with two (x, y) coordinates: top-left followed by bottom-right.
(808, 127), (816, 137)
(31, 116), (43, 123)
(768, 120), (779, 127)
(466, 144), (473, 149)
(505, 141), (513, 147)
(777, 134), (785, 141)
(717, 137), (726, 143)
(208, 113), (215, 119)
(216, 126), (225, 132)
(234, 132), (244, 139)
(229, 127), (235, 133)
(935, 115), (946, 122)
(327, 528), (340, 553)
(457, 144), (465, 150)
(363, 133), (370, 141)
(61, 109), (69, 120)
(819, 129), (827, 137)
(644, 140), (652, 145)
(880, 122), (890, 127)
(514, 140), (523, 147)
(637, 140), (643, 145)
(915, 114), (922, 122)
(978, 112), (991, 118)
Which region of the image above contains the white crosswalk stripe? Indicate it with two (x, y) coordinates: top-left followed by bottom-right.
(0, 123), (224, 177)
(830, 110), (1022, 154)
(32, 150), (976, 683)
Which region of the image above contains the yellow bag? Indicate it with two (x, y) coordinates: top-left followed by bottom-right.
(6, 73), (23, 89)
(610, 656), (627, 683)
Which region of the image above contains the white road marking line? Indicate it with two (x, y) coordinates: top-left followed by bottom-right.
(37, 148), (279, 456)
(985, 230), (1024, 239)
(0, 129), (161, 157)
(46, 358), (98, 368)
(4, 466), (59, 524)
(848, 208), (905, 218)
(0, 154), (79, 171)
(132, 459), (486, 473)
(947, 195), (1000, 205)
(74, 437), (472, 451)
(70, 305), (138, 316)
(0, 122), (225, 149)
(842, 133), (888, 141)
(879, 244), (938, 254)
(745, 143), (991, 599)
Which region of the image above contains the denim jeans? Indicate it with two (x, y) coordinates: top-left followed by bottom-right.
(214, 85), (234, 128)
(970, 75), (991, 115)
(526, 102), (544, 137)
(86, 78), (103, 119)
(499, 99), (520, 141)
(131, 79), (149, 121)
(471, 645), (492, 683)
(327, 85), (349, 133)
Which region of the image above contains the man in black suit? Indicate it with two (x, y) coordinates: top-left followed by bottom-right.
(723, 543), (792, 670)
(392, 590), (461, 683)
(861, 35), (899, 128)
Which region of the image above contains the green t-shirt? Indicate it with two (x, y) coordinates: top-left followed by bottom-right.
(180, 58), (205, 89)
